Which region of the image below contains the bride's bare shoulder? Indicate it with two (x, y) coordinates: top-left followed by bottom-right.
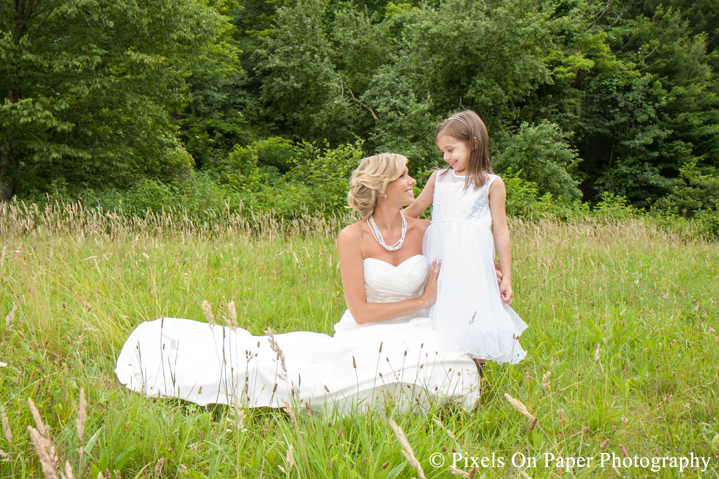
(406, 216), (431, 235)
(338, 221), (366, 246)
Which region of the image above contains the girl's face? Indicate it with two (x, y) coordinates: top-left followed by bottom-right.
(437, 134), (471, 175)
(385, 166), (416, 205)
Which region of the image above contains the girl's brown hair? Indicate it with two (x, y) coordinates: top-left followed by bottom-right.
(435, 110), (493, 189)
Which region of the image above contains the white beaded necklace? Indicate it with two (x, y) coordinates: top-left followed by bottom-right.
(367, 211), (407, 251)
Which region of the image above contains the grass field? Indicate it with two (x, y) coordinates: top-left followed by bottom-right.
(1, 201), (718, 478)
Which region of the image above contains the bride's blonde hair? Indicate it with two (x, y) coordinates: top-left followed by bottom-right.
(347, 153), (408, 219)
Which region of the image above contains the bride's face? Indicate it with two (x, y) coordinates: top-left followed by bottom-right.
(384, 167), (416, 206)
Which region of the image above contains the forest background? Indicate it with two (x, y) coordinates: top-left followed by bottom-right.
(1, 0), (718, 235)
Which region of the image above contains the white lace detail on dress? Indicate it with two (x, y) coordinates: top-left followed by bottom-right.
(431, 171), (497, 226)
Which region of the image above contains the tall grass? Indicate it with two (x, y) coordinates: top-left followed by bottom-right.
(1, 201), (718, 478)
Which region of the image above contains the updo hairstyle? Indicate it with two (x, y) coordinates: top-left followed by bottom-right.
(347, 153), (408, 219)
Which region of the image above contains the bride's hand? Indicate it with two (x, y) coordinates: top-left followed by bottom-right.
(420, 259), (442, 307)
(494, 258), (503, 285)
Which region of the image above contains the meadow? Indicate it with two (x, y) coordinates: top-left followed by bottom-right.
(1, 201), (718, 478)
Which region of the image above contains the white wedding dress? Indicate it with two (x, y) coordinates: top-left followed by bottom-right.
(115, 255), (480, 413)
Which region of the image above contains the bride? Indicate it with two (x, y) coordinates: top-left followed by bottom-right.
(115, 153), (483, 413)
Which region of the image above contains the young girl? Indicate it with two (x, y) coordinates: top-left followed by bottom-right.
(404, 110), (527, 363)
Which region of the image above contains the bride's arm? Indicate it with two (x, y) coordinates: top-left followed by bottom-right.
(337, 225), (440, 324)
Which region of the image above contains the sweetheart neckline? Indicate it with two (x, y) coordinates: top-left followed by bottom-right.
(363, 254), (424, 268)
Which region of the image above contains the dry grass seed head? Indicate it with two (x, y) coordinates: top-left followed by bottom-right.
(1, 406), (11, 444)
(63, 460), (76, 479)
(433, 418), (456, 440)
(286, 444), (295, 474)
(265, 328), (287, 373)
(28, 426), (58, 479)
(542, 371), (551, 389)
(504, 393), (535, 421)
(281, 399), (298, 429)
(28, 398), (48, 438)
(154, 457), (165, 475)
(388, 419), (426, 479)
(202, 301), (215, 326)
(449, 465), (476, 478)
(227, 301), (238, 327)
(619, 444), (628, 458)
(528, 417), (539, 431)
(76, 389), (86, 444)
(231, 397), (247, 432)
(4, 303), (16, 329)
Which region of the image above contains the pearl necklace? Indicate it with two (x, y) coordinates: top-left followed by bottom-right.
(367, 211), (407, 251)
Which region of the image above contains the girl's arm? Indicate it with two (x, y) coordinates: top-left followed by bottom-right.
(337, 223), (441, 324)
(488, 178), (513, 305)
(404, 170), (437, 218)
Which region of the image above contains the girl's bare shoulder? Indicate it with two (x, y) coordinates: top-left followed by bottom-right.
(488, 175), (506, 194)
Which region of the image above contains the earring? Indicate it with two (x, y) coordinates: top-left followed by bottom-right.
(383, 194), (387, 198)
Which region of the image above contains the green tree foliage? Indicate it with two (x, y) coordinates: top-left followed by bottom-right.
(254, 0), (390, 143)
(179, 0), (249, 170)
(0, 0), (235, 200)
(620, 0), (719, 51)
(654, 159), (719, 235)
(362, 0), (560, 165)
(3, 0), (718, 234)
(580, 8), (719, 207)
(494, 121), (583, 200)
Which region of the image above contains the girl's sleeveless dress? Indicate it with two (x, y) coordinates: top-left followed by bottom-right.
(423, 170), (527, 363)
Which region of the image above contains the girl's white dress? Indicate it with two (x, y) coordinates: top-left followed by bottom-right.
(423, 171), (528, 363)
(115, 255), (480, 412)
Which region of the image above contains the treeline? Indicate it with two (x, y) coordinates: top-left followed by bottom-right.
(1, 0), (718, 233)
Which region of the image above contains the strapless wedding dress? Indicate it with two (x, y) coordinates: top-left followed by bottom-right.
(115, 255), (480, 413)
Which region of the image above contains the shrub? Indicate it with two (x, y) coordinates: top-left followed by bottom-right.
(284, 140), (365, 214)
(653, 159), (719, 238)
(493, 121), (583, 201)
(592, 193), (641, 220)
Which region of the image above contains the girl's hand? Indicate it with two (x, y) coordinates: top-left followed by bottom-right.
(499, 278), (513, 305)
(420, 259), (442, 307)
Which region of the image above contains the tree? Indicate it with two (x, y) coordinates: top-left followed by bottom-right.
(254, 0), (390, 144)
(576, 8), (719, 206)
(0, 0), (234, 200)
(362, 0), (560, 172)
(494, 121), (583, 200)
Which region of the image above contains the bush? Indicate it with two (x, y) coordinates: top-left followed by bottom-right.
(253, 137), (296, 174)
(202, 144), (259, 191)
(284, 140), (365, 214)
(653, 159), (719, 238)
(494, 121), (583, 201)
(77, 172), (236, 215)
(502, 168), (588, 219)
(591, 193), (641, 220)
